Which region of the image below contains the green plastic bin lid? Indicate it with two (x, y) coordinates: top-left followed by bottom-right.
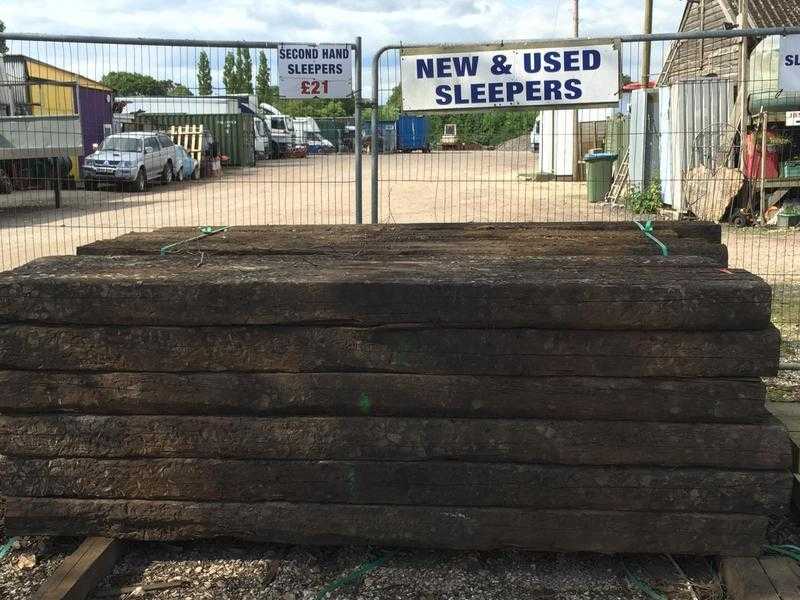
(584, 151), (618, 162)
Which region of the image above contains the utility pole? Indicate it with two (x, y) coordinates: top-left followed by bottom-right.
(572, 0), (580, 181)
(641, 0), (653, 85)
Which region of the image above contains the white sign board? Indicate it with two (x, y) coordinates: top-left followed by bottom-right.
(400, 43), (620, 112)
(787, 111), (800, 126)
(779, 35), (800, 92)
(277, 43), (352, 99)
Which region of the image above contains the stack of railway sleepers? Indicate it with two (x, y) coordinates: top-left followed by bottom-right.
(0, 221), (791, 556)
(76, 221), (728, 263)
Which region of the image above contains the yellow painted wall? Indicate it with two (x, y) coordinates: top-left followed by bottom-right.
(24, 59), (110, 179)
(25, 59), (110, 92)
(29, 82), (75, 116)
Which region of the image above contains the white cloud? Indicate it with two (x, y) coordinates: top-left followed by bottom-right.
(0, 0), (685, 96)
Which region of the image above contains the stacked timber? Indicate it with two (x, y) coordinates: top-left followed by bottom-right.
(0, 221), (791, 556)
(76, 221), (728, 263)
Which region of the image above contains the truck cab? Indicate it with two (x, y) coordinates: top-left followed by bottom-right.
(253, 116), (272, 160)
(268, 114), (295, 157)
(259, 103), (298, 158)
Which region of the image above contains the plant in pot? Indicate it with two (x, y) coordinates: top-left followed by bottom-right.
(778, 202), (800, 227)
(768, 135), (792, 153)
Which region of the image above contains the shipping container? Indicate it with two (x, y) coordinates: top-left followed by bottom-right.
(396, 115), (430, 152)
(118, 95), (259, 115)
(130, 113), (256, 167)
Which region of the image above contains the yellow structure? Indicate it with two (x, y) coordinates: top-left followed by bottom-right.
(17, 57), (111, 178)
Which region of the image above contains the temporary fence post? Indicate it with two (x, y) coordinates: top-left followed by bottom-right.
(354, 36), (363, 224)
(370, 49), (382, 224)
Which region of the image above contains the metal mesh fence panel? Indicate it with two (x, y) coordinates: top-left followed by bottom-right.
(371, 32), (800, 341)
(0, 37), (360, 271)
(3, 29), (800, 341)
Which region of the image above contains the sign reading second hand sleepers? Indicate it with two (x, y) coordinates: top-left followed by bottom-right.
(400, 42), (620, 112)
(277, 43), (353, 99)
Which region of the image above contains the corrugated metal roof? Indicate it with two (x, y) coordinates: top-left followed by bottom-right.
(724, 0), (800, 28)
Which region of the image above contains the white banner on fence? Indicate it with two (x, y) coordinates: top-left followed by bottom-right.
(779, 35), (800, 92)
(277, 43), (352, 99)
(400, 42), (620, 112)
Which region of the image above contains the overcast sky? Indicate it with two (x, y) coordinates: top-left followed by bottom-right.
(0, 0), (687, 94)
(1, 0), (684, 49)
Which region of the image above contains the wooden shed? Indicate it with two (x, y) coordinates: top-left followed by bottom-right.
(659, 0), (800, 86)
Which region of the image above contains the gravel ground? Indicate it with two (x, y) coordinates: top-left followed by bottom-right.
(0, 533), (729, 600)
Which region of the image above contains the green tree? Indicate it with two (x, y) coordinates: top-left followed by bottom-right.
(235, 48), (253, 94)
(101, 72), (172, 96)
(255, 51), (271, 105)
(383, 86), (403, 120)
(197, 51), (212, 95)
(222, 52), (237, 94)
(167, 83), (193, 96)
(0, 21), (8, 55)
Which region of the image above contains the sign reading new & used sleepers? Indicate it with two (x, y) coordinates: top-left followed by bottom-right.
(400, 41), (620, 112)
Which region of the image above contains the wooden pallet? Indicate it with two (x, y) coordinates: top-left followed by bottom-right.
(720, 557), (800, 600)
(168, 125), (203, 163)
(765, 401), (800, 515)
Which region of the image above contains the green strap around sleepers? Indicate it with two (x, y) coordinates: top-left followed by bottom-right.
(159, 226), (228, 256)
(633, 220), (669, 257)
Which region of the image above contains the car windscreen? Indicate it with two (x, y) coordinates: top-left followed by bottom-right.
(271, 118), (285, 130)
(100, 137), (142, 152)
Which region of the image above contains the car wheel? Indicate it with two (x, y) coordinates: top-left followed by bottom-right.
(176, 166), (185, 182)
(131, 168), (146, 192)
(161, 162), (173, 185)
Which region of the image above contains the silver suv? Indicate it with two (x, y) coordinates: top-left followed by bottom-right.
(82, 132), (179, 192)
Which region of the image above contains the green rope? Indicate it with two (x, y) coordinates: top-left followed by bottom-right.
(0, 537), (17, 561)
(159, 225), (228, 256)
(314, 554), (390, 600)
(623, 562), (667, 600)
(766, 544), (800, 562)
(633, 220), (669, 257)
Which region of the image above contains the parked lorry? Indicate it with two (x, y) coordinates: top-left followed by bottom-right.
(294, 116), (335, 154)
(81, 131), (179, 191)
(259, 103), (300, 158)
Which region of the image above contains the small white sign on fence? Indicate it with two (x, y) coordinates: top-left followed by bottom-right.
(277, 43), (352, 99)
(400, 42), (620, 112)
(779, 35), (800, 92)
(788, 111), (800, 126)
